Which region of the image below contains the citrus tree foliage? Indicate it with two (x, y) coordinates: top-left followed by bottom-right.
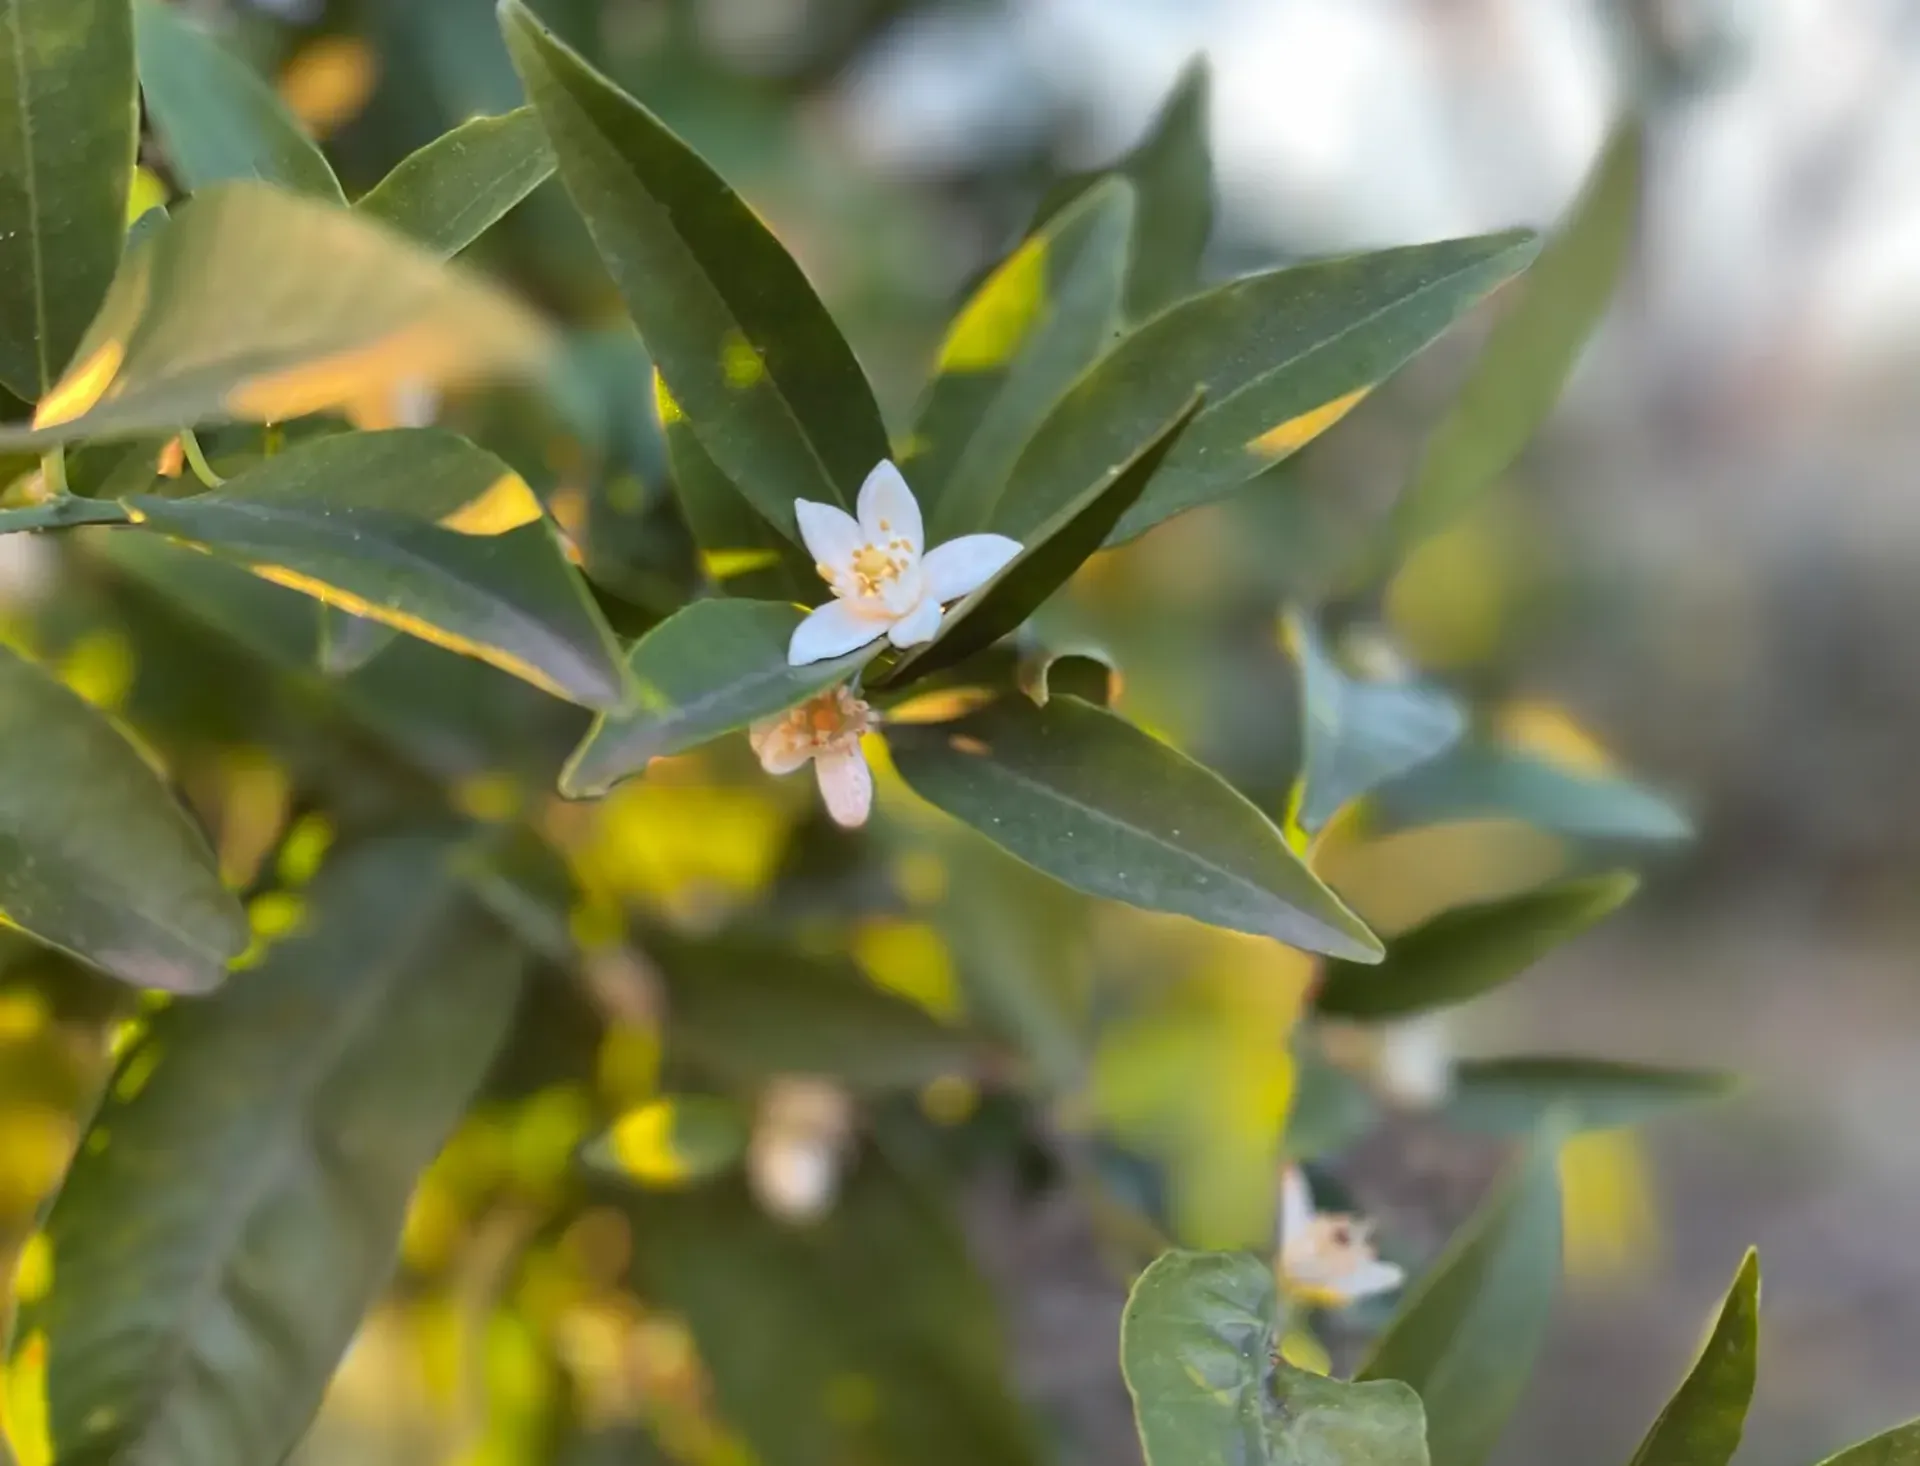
(0, 5), (1900, 1466)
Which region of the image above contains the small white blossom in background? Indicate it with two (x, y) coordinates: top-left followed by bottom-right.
(1373, 1012), (1455, 1110)
(1277, 1164), (1404, 1308)
(787, 460), (1020, 666)
(748, 1075), (855, 1225)
(749, 684), (876, 828)
(0, 533), (56, 607)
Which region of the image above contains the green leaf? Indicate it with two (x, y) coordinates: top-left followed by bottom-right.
(125, 429), (626, 708)
(0, 498), (132, 533)
(583, 1093), (748, 1189)
(316, 608), (397, 676)
(133, 0), (343, 203)
(913, 179), (1134, 541)
(561, 598), (879, 798)
(0, 0), (137, 400)
(1627, 1250), (1760, 1466)
(623, 1159), (1043, 1466)
(887, 390), (1202, 689)
(1817, 1421), (1920, 1466)
(1445, 1057), (1735, 1135)
(1316, 873), (1636, 1020)
(4, 836), (524, 1466)
(650, 930), (981, 1091)
(1389, 124), (1641, 554)
(983, 231), (1538, 549)
(1288, 612), (1466, 834)
(502, 0), (890, 534)
(1358, 1126), (1564, 1466)
(1017, 648), (1117, 708)
(887, 694), (1382, 962)
(0, 643), (246, 992)
(13, 181), (551, 444)
(1121, 1249), (1430, 1466)
(1371, 743), (1692, 845)
(356, 107), (556, 258)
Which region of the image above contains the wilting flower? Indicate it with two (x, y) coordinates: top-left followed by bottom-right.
(749, 684), (876, 828)
(1277, 1165), (1405, 1307)
(787, 460), (1020, 666)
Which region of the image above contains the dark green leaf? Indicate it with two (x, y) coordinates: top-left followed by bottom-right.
(1817, 1421), (1920, 1466)
(1358, 1126), (1564, 1466)
(561, 598), (879, 797)
(1121, 1249), (1430, 1466)
(0, 642), (245, 992)
(886, 391), (1202, 690)
(623, 1160), (1042, 1466)
(1389, 124), (1641, 553)
(4, 836), (524, 1466)
(913, 179), (1133, 541)
(1627, 1250), (1759, 1466)
(888, 694), (1382, 962)
(134, 0), (344, 202)
(1371, 742), (1692, 845)
(356, 107), (556, 258)
(0, 0), (137, 400)
(982, 231), (1538, 548)
(1316, 873), (1636, 1020)
(1445, 1057), (1735, 1135)
(11, 182), (551, 444)
(1289, 612), (1466, 833)
(125, 430), (625, 708)
(502, 0), (890, 533)
(0, 498), (132, 533)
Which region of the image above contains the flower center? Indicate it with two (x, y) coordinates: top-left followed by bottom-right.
(847, 543), (902, 597)
(784, 688), (872, 750)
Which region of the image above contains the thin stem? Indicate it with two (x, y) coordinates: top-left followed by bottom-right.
(180, 429), (224, 488)
(262, 422), (284, 458)
(38, 445), (67, 499)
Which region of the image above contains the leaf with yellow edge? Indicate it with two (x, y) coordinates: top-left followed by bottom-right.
(583, 1095), (748, 1189)
(6, 182), (550, 444)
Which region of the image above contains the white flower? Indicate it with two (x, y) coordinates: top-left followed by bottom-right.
(786, 460), (1021, 666)
(749, 684), (877, 828)
(748, 1075), (855, 1224)
(1277, 1165), (1405, 1307)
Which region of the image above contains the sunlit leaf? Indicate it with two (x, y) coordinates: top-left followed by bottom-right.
(502, 0), (890, 534)
(356, 107), (555, 258)
(1121, 1249), (1429, 1466)
(134, 0), (344, 203)
(1315, 873), (1636, 1020)
(0, 0), (136, 400)
(4, 837), (522, 1466)
(561, 599), (880, 798)
(913, 179), (1133, 540)
(1626, 1250), (1759, 1466)
(583, 1093), (748, 1188)
(888, 695), (1382, 962)
(1358, 1125), (1564, 1466)
(1445, 1057), (1735, 1135)
(10, 182), (550, 443)
(0, 643), (245, 992)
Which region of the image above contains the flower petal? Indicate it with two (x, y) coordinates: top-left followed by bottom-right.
(794, 499), (864, 576)
(856, 460), (922, 556)
(787, 600), (883, 666)
(885, 594), (943, 648)
(921, 533), (1021, 603)
(750, 716), (814, 775)
(1279, 1166), (1316, 1247)
(814, 744), (874, 828)
(1341, 1259), (1406, 1301)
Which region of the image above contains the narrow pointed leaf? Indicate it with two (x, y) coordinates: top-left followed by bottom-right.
(1289, 611), (1466, 833)
(1316, 872), (1637, 1020)
(4, 837), (524, 1466)
(561, 598), (879, 797)
(1627, 1250), (1760, 1466)
(888, 694), (1382, 961)
(1358, 1127), (1564, 1466)
(914, 179), (1133, 540)
(134, 0), (344, 202)
(981, 230), (1537, 548)
(886, 390), (1201, 688)
(1371, 742), (1692, 845)
(1446, 1057), (1736, 1135)
(1390, 124), (1641, 553)
(1122, 1250), (1429, 1466)
(8, 182), (551, 444)
(1816, 1421), (1920, 1466)
(0, 0), (137, 400)
(356, 107), (556, 257)
(125, 430), (624, 708)
(0, 643), (246, 991)
(502, 0), (889, 533)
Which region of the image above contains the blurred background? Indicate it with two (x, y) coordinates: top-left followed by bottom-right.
(8, 1), (1920, 1463)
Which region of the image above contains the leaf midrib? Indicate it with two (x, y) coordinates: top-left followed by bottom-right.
(6, 0), (50, 389)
